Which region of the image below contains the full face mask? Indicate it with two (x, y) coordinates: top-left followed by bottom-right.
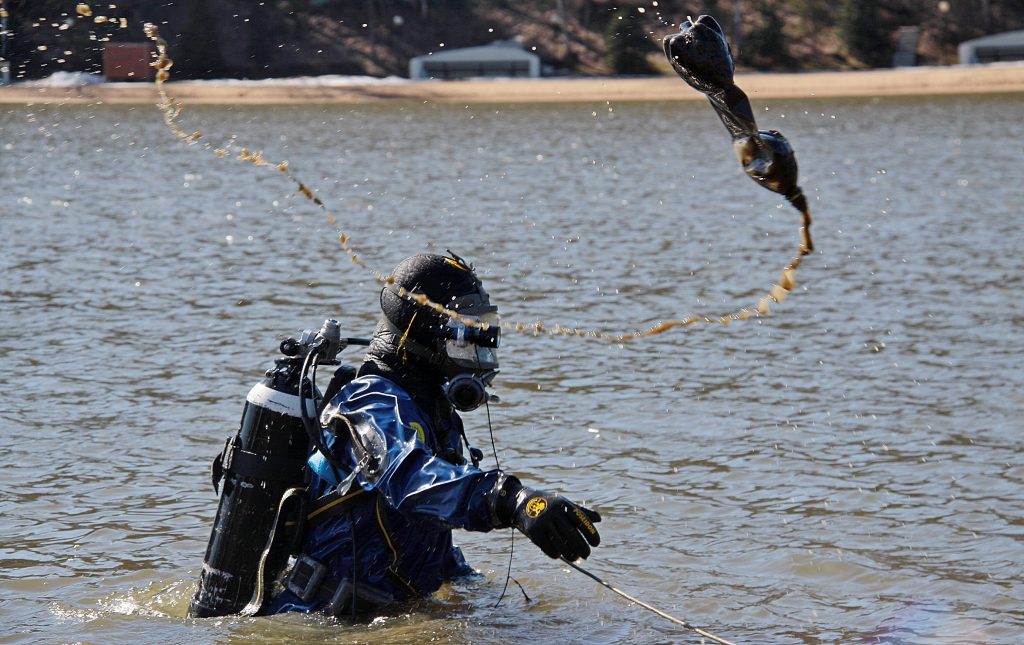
(440, 302), (500, 411)
(377, 253), (501, 411)
(441, 295), (500, 371)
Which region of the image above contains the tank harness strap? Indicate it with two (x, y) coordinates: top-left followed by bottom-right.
(239, 486), (307, 617)
(305, 486), (369, 528)
(319, 364), (358, 415)
(211, 435), (307, 494)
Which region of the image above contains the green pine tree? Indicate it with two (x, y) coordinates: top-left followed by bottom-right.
(605, 6), (654, 75)
(174, 0), (226, 79)
(837, 0), (893, 67)
(745, 0), (790, 69)
(793, 0), (832, 52)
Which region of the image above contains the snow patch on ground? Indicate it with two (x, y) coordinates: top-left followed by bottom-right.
(25, 71), (106, 87)
(180, 74), (411, 86)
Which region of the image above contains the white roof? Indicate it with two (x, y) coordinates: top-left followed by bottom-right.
(411, 44), (539, 64)
(959, 30), (1024, 48)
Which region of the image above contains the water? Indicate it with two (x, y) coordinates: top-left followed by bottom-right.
(1, 93), (1022, 644)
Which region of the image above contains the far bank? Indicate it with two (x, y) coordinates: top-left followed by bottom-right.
(1, 64), (1023, 105)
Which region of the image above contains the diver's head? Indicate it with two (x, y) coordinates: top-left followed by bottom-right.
(376, 252), (500, 410)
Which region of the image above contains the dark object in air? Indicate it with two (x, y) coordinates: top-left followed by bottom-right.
(663, 15), (812, 253)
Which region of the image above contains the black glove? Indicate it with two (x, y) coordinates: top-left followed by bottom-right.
(495, 476), (601, 562)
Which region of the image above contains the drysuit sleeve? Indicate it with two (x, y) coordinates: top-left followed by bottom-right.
(314, 377), (505, 533)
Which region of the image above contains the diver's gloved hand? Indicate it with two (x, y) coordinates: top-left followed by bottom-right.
(495, 475), (601, 561)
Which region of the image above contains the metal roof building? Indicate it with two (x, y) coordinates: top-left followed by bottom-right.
(409, 42), (540, 80)
(959, 30), (1024, 64)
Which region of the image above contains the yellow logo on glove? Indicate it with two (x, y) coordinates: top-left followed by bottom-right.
(524, 497), (548, 518)
(573, 507), (597, 536)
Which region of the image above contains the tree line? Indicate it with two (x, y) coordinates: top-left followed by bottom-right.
(3, 1), (1022, 81)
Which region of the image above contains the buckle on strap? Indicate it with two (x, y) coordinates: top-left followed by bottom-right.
(285, 555), (327, 603)
(322, 578), (394, 617)
(323, 579), (354, 617)
(211, 435), (236, 494)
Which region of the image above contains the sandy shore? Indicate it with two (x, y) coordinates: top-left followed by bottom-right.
(2, 63), (1023, 105)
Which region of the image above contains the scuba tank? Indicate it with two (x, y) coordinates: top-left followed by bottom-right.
(188, 319), (368, 618)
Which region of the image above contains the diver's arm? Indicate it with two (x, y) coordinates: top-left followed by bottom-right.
(322, 383), (602, 555)
(375, 444), (505, 532)
(373, 446), (602, 562)
(321, 388), (506, 532)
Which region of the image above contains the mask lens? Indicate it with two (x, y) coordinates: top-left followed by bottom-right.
(445, 313), (500, 371)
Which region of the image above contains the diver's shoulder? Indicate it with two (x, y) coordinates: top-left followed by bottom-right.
(340, 374), (414, 404)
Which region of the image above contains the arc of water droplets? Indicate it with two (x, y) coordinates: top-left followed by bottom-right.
(143, 22), (807, 344)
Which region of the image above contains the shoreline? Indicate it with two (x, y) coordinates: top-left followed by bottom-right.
(2, 63), (1023, 105)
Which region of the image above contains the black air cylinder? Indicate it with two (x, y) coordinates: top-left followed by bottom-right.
(188, 365), (313, 618)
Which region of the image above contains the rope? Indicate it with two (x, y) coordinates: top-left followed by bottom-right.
(141, 22), (812, 345)
(561, 558), (740, 645)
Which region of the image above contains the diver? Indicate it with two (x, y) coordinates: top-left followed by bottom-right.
(261, 252), (601, 616)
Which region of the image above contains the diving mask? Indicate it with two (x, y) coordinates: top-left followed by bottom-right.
(443, 310), (500, 372)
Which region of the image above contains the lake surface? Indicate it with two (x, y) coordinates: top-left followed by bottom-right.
(1, 91), (1022, 644)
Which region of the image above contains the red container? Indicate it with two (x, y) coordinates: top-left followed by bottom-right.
(102, 43), (156, 81)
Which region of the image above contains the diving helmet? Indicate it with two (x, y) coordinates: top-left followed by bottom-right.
(379, 252), (500, 410)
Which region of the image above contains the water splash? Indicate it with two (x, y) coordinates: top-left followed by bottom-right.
(47, 577), (194, 628)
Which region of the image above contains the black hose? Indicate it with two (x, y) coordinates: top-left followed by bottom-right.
(299, 346), (345, 478)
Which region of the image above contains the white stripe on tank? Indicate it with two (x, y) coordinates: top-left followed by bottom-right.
(246, 381), (317, 417)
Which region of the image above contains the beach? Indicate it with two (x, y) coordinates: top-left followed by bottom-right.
(2, 63), (1023, 104)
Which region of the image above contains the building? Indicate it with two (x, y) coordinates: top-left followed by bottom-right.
(102, 43), (156, 81)
(409, 41), (540, 80)
(959, 30), (1024, 64)
(892, 26), (921, 67)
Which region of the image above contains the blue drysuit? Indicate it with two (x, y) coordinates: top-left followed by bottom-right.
(264, 375), (504, 614)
